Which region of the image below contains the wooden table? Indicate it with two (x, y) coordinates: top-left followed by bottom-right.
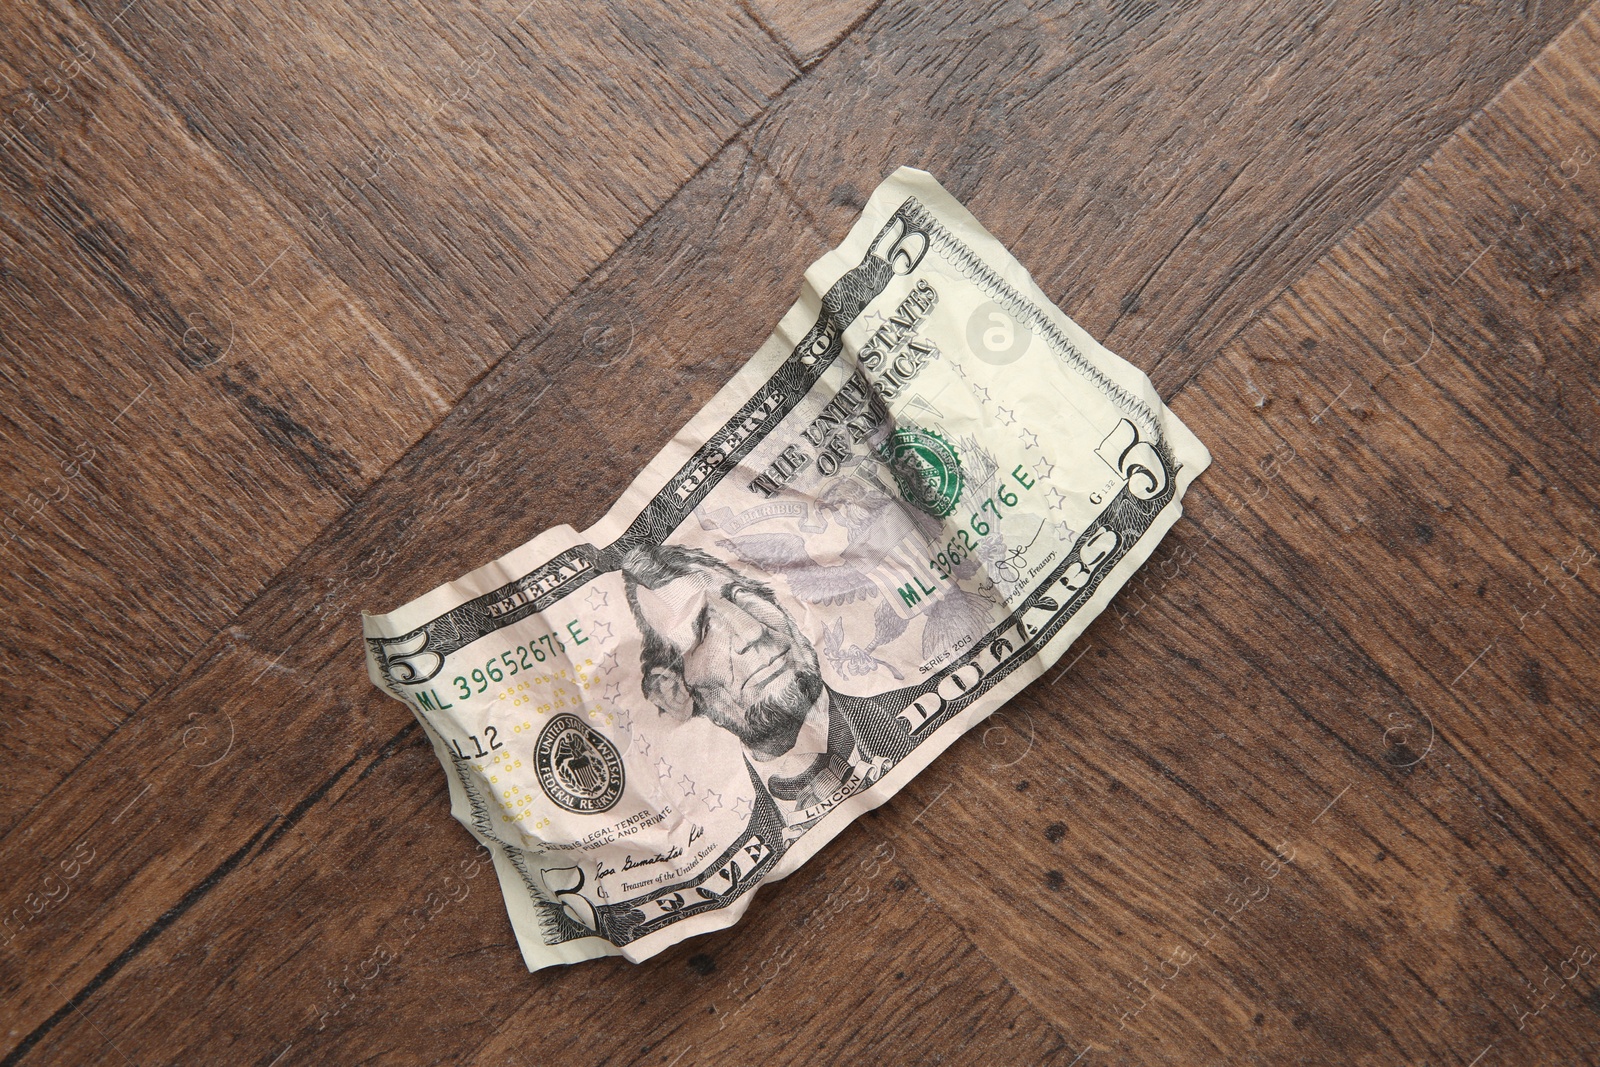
(3, 1), (1598, 1063)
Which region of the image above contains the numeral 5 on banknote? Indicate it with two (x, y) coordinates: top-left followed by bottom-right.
(362, 167), (1210, 970)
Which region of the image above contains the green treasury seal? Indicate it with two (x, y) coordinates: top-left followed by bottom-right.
(882, 427), (963, 517)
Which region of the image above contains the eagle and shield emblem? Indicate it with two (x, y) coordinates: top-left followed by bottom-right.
(534, 714), (625, 814)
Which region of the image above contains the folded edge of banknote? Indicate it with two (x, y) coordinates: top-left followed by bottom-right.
(362, 166), (1211, 971)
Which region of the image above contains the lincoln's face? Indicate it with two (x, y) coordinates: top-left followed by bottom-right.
(633, 567), (823, 758)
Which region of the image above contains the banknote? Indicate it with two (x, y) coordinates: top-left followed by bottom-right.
(362, 167), (1211, 971)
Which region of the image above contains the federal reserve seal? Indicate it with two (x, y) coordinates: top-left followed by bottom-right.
(534, 714), (625, 814)
(882, 427), (963, 517)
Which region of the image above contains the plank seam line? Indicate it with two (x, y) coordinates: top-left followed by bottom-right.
(0, 729), (396, 1065)
(0, 11), (889, 1057)
(0, 0), (881, 841)
(737, 0), (801, 69)
(0, 821), (274, 1067)
(885, 855), (1082, 1058)
(1159, 2), (1588, 404)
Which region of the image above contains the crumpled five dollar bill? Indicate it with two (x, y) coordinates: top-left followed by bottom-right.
(362, 167), (1211, 970)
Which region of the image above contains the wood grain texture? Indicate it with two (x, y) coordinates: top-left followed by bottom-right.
(0, 0), (449, 837)
(81, 0), (796, 378)
(745, 0), (879, 66)
(3, 0), (1600, 1064)
(0, 146), (842, 1064)
(745, 0), (1588, 394)
(859, 9), (1600, 1064)
(0, 0), (793, 839)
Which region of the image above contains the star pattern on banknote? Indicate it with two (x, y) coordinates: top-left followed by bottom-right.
(357, 168), (1219, 971)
